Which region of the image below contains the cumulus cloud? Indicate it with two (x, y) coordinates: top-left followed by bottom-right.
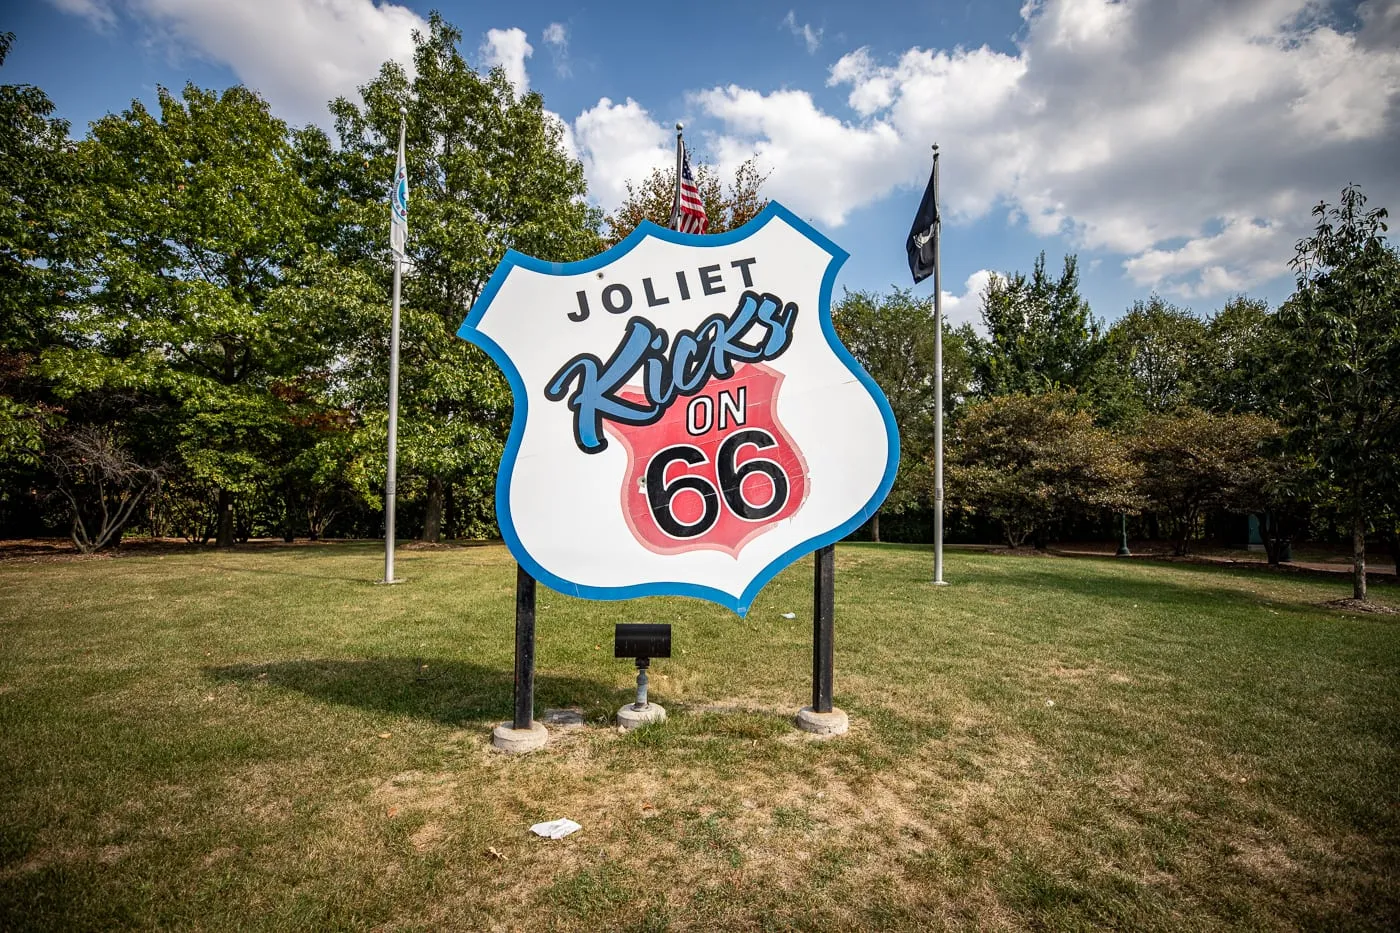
(782, 10), (822, 54)
(481, 27), (532, 97)
(692, 0), (1400, 297)
(49, 0), (427, 127)
(542, 22), (570, 76)
(572, 97), (672, 208)
(49, 0), (117, 30)
(940, 269), (995, 333)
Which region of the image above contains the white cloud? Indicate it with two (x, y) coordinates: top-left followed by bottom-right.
(481, 27), (532, 97)
(694, 0), (1400, 298)
(53, 0), (427, 127)
(782, 11), (822, 54)
(48, 0), (117, 30)
(572, 97), (672, 208)
(940, 269), (994, 333)
(541, 22), (572, 80)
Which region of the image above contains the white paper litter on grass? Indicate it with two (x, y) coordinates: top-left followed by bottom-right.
(781, 612), (796, 619)
(529, 818), (581, 840)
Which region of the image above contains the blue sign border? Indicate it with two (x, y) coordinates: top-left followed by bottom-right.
(457, 201), (900, 617)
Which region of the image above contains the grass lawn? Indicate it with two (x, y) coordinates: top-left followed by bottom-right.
(1, 542), (1397, 931)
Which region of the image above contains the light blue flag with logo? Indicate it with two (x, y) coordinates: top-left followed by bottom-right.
(390, 118), (408, 258)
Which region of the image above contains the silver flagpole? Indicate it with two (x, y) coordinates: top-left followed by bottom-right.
(383, 108), (407, 585)
(671, 122), (684, 229)
(932, 143), (947, 586)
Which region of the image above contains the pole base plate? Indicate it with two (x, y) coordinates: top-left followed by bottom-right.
(491, 721), (548, 754)
(617, 703), (666, 730)
(795, 706), (849, 736)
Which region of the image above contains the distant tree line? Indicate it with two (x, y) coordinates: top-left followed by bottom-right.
(834, 193), (1399, 602)
(2, 22), (1397, 601)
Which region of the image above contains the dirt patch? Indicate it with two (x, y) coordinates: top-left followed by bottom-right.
(1321, 597), (1398, 615)
(373, 770), (459, 812)
(410, 822), (447, 852)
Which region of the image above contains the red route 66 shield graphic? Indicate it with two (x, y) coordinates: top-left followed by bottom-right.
(606, 364), (808, 557)
(457, 202), (898, 617)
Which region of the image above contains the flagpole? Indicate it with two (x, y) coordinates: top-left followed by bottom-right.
(383, 107), (407, 585)
(671, 122), (684, 229)
(932, 143), (947, 586)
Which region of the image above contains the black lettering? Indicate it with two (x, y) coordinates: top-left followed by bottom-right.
(643, 277), (669, 307)
(602, 283), (632, 314)
(676, 270), (691, 301)
(730, 257), (757, 288)
(699, 264), (724, 296)
(570, 290), (590, 322)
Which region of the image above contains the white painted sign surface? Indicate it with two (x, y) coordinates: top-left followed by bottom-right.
(458, 202), (898, 616)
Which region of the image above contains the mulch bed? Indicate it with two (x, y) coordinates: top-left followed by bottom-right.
(1321, 597), (1398, 615)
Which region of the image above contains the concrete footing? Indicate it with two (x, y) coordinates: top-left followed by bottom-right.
(491, 720), (548, 753)
(617, 702), (667, 730)
(795, 706), (849, 736)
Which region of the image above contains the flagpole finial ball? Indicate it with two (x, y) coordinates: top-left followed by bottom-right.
(399, 106), (407, 117)
(676, 122), (684, 132)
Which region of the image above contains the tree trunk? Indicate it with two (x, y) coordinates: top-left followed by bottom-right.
(421, 475), (445, 543)
(1352, 511), (1367, 602)
(216, 488), (234, 548)
(444, 482), (456, 541)
(870, 510), (881, 543)
(281, 484), (296, 543)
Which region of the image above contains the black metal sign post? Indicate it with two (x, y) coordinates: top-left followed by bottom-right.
(797, 544), (848, 734)
(491, 565), (548, 753)
(513, 565), (536, 730)
(812, 544), (834, 713)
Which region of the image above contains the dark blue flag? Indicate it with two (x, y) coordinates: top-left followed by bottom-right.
(906, 163), (938, 284)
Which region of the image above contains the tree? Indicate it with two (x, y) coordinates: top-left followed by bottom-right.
(1101, 296), (1210, 416)
(47, 424), (163, 552)
(1278, 185), (1400, 601)
(0, 33), (78, 525)
(972, 253), (1104, 398)
(833, 287), (972, 540)
(326, 14), (601, 541)
(602, 156), (769, 246)
(46, 83), (367, 547)
(946, 390), (1137, 548)
(1129, 409), (1280, 556)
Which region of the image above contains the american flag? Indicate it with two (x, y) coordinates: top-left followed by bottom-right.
(671, 140), (708, 234)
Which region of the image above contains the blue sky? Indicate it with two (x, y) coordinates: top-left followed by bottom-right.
(6, 0), (1399, 329)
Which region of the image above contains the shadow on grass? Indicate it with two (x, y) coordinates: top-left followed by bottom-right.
(203, 658), (619, 726)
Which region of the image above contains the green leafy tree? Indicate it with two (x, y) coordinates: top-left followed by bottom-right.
(0, 32), (79, 525)
(833, 287), (972, 540)
(972, 252), (1104, 398)
(946, 390), (1138, 548)
(1129, 408), (1281, 556)
(602, 156), (769, 246)
(1195, 296), (1276, 415)
(327, 14), (601, 540)
(1101, 296), (1210, 417)
(1278, 185), (1400, 600)
(44, 83), (370, 547)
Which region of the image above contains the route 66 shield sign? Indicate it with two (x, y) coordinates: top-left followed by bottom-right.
(458, 202), (898, 616)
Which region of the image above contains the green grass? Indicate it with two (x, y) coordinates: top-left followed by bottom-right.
(1, 542), (1397, 931)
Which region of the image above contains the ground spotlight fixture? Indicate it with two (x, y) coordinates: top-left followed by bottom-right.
(614, 623), (671, 728)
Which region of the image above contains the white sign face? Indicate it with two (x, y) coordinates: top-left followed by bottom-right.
(458, 202), (898, 616)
